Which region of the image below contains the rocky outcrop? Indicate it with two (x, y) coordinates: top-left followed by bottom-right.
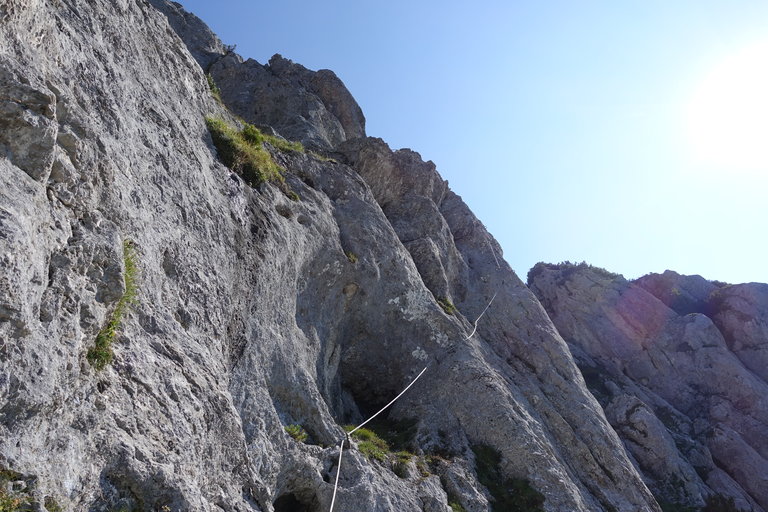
(529, 263), (768, 511)
(207, 53), (366, 150)
(146, 0), (227, 70)
(149, 1), (365, 151)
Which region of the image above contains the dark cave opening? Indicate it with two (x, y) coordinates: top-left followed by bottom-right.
(273, 492), (316, 512)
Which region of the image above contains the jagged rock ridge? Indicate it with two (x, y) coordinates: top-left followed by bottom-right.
(529, 264), (768, 512)
(1, 1), (764, 512)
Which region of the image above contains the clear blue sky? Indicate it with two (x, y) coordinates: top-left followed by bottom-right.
(179, 0), (768, 284)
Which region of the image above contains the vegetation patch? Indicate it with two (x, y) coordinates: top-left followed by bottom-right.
(284, 424), (308, 443)
(309, 150), (337, 163)
(0, 469), (30, 512)
(0, 492), (29, 512)
(206, 117), (284, 187)
(437, 297), (457, 315)
(393, 451), (413, 478)
(241, 123), (304, 154)
(448, 500), (466, 512)
(471, 444), (545, 512)
(343, 423), (417, 478)
(87, 240), (139, 371)
(345, 251), (358, 264)
(206, 73), (222, 103)
(344, 426), (390, 462)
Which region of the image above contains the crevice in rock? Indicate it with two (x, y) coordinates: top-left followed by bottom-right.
(273, 490), (319, 512)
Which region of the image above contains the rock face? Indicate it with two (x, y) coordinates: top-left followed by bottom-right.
(0, 1), (762, 512)
(529, 264), (768, 512)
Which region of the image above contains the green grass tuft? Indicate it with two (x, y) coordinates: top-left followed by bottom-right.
(344, 426), (390, 462)
(241, 122), (304, 153)
(87, 240), (139, 370)
(206, 74), (222, 103)
(206, 117), (284, 187)
(345, 251), (358, 264)
(0, 492), (29, 512)
(437, 297), (457, 315)
(284, 424), (308, 443)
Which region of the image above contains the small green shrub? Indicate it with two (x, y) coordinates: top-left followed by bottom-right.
(0, 491), (29, 512)
(206, 117), (284, 187)
(437, 297), (457, 315)
(0, 470), (30, 512)
(344, 426), (390, 462)
(345, 251), (358, 264)
(206, 73), (222, 103)
(87, 240), (139, 370)
(286, 190), (300, 202)
(449, 501), (466, 512)
(285, 424), (308, 443)
(471, 444), (545, 512)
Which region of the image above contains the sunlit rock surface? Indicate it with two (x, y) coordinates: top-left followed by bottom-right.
(529, 263), (768, 511)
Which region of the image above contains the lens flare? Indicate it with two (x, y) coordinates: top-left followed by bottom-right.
(686, 41), (768, 174)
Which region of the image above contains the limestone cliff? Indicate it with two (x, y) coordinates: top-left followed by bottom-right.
(529, 264), (768, 512)
(0, 1), (763, 512)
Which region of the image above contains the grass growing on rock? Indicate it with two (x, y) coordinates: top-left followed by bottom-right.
(87, 240), (139, 370)
(206, 73), (222, 103)
(344, 426), (390, 462)
(344, 421), (418, 478)
(0, 492), (29, 512)
(471, 444), (545, 512)
(284, 424), (308, 443)
(206, 117), (283, 186)
(0, 469), (30, 512)
(205, 117), (304, 189)
(437, 297), (457, 315)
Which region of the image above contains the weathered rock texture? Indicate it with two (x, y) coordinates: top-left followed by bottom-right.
(529, 264), (768, 512)
(148, 0), (366, 152)
(0, 1), (763, 512)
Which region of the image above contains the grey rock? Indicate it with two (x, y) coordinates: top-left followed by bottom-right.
(147, 0), (227, 70)
(152, 0), (365, 151)
(635, 269), (719, 316)
(207, 53), (365, 150)
(0, 68), (58, 181)
(709, 282), (768, 383)
(530, 263), (768, 511)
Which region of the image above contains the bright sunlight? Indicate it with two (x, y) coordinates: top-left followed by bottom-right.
(686, 40), (768, 174)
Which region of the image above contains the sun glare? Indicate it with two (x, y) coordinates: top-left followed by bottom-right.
(686, 41), (768, 175)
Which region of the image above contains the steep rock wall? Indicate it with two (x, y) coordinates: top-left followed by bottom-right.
(529, 264), (768, 512)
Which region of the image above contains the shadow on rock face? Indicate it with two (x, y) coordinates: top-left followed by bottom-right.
(273, 491), (319, 512)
